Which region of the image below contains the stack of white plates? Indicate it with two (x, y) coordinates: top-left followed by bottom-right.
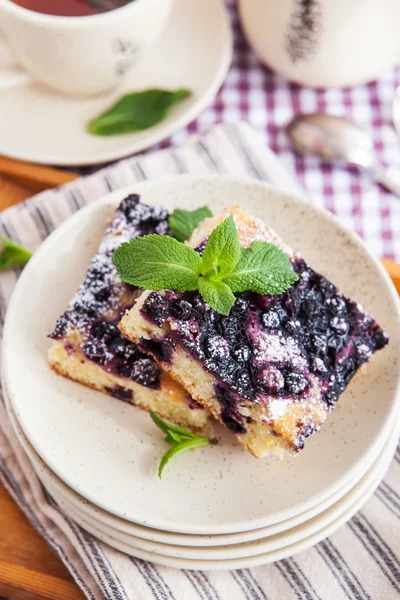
(3, 177), (400, 570)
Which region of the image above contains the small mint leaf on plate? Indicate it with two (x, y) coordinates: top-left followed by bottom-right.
(200, 215), (241, 279)
(169, 206), (213, 242)
(112, 234), (201, 292)
(224, 241), (299, 295)
(157, 438), (210, 479)
(88, 88), (192, 136)
(0, 236), (32, 271)
(198, 277), (236, 316)
(150, 412), (214, 478)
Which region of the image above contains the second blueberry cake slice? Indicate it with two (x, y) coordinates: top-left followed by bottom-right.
(119, 205), (388, 458)
(48, 195), (213, 436)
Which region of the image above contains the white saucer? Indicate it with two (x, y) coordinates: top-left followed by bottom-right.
(4, 177), (400, 535)
(4, 381), (398, 567)
(0, 0), (231, 166)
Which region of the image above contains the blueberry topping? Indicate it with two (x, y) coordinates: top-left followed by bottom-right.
(285, 372), (309, 394)
(171, 300), (192, 321)
(143, 293), (170, 327)
(140, 256), (388, 412)
(262, 311), (281, 328)
(205, 335), (229, 360)
(215, 385), (246, 434)
(140, 338), (175, 362)
(83, 341), (107, 365)
(130, 358), (160, 388)
(256, 365), (285, 391)
(236, 370), (252, 392)
(104, 385), (133, 402)
(233, 345), (251, 362)
(232, 297), (249, 314)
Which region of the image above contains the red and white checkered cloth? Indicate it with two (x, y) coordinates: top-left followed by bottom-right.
(155, 0), (400, 262)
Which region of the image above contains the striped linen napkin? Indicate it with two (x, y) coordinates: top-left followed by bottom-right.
(0, 123), (399, 600)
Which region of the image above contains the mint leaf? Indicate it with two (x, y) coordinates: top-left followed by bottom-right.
(200, 215), (241, 279)
(0, 236), (32, 271)
(169, 206), (213, 242)
(150, 412), (214, 478)
(158, 438), (210, 478)
(88, 88), (192, 136)
(198, 278), (235, 316)
(112, 234), (201, 292)
(224, 241), (299, 295)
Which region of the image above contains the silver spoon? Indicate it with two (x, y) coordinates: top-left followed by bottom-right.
(287, 113), (400, 199)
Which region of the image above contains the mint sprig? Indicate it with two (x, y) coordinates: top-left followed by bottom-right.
(88, 88), (192, 137)
(150, 412), (214, 478)
(169, 206), (213, 242)
(113, 215), (299, 315)
(0, 236), (32, 271)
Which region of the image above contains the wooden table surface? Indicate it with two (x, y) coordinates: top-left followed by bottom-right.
(0, 174), (85, 600)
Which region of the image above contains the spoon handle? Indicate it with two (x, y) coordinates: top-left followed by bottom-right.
(371, 164), (400, 199)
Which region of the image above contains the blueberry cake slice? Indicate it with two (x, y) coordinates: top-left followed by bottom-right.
(48, 195), (213, 436)
(119, 205), (388, 458)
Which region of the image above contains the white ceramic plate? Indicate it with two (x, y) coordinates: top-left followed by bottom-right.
(0, 0), (231, 166)
(5, 379), (395, 556)
(43, 424), (398, 570)
(39, 417), (398, 560)
(4, 177), (400, 534)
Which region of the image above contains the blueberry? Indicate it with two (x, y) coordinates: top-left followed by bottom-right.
(327, 335), (344, 353)
(285, 318), (301, 335)
(314, 314), (330, 331)
(233, 345), (251, 363)
(262, 311), (281, 329)
(205, 335), (229, 361)
(329, 296), (346, 314)
(151, 204), (169, 222)
(219, 317), (241, 340)
(310, 356), (328, 374)
(312, 334), (328, 355)
(130, 358), (160, 387)
(256, 365), (284, 391)
(285, 372), (309, 394)
(91, 321), (117, 342)
(155, 221), (169, 235)
(324, 389), (338, 406)
(144, 293), (170, 327)
(302, 298), (321, 318)
(232, 297), (248, 314)
(236, 370), (252, 393)
(83, 341), (107, 365)
(50, 315), (69, 338)
(111, 339), (138, 360)
(118, 194), (140, 218)
(319, 279), (336, 298)
(171, 300), (192, 321)
(93, 283), (111, 302)
(330, 316), (349, 334)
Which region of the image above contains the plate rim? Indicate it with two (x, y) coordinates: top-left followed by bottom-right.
(4, 175), (400, 534)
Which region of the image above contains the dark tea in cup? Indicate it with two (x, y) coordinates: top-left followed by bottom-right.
(10, 0), (132, 17)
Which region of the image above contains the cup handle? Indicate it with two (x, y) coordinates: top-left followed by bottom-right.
(0, 27), (32, 89)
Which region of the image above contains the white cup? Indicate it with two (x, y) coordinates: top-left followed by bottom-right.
(239, 0), (400, 88)
(0, 0), (174, 97)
